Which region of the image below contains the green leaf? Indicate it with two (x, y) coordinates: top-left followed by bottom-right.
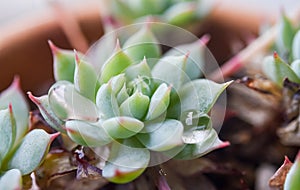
(100, 40), (132, 84)
(163, 2), (197, 26)
(102, 142), (150, 184)
(293, 30), (300, 60)
(171, 79), (232, 114)
(120, 91), (150, 120)
(136, 119), (184, 151)
(291, 59), (300, 78)
(74, 52), (99, 101)
(48, 81), (99, 121)
(152, 55), (188, 90)
(66, 120), (112, 147)
(262, 54), (300, 87)
(180, 110), (210, 128)
(109, 74), (126, 94)
(0, 107), (16, 162)
(173, 127), (229, 160)
(96, 83), (120, 120)
(102, 116), (144, 139)
(28, 93), (65, 133)
(284, 151), (300, 190)
(164, 37), (208, 80)
(0, 77), (29, 143)
(0, 169), (22, 190)
(49, 40), (78, 82)
(145, 83), (171, 120)
(125, 58), (152, 81)
(8, 129), (58, 175)
(117, 84), (130, 105)
(123, 25), (161, 68)
(276, 14), (295, 55)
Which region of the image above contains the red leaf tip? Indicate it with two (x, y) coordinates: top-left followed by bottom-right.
(8, 103), (13, 114)
(74, 49), (81, 64)
(27, 92), (41, 106)
(50, 132), (60, 142)
(48, 40), (59, 55)
(199, 34), (211, 46)
(218, 141), (231, 149)
(284, 155), (292, 165)
(11, 75), (21, 89)
(273, 51), (279, 59)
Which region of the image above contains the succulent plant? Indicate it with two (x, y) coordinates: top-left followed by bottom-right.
(284, 151), (300, 190)
(0, 77), (59, 189)
(103, 0), (213, 27)
(30, 25), (231, 184)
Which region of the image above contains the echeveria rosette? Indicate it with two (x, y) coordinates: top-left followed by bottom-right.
(105, 0), (213, 27)
(31, 26), (231, 184)
(0, 78), (59, 189)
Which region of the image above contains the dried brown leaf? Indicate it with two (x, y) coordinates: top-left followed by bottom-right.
(269, 156), (293, 189)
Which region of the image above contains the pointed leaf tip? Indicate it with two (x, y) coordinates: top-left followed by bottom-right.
(12, 75), (21, 89)
(50, 132), (60, 142)
(74, 49), (81, 64)
(199, 34), (211, 45)
(273, 51), (279, 59)
(284, 155), (292, 165)
(27, 92), (40, 105)
(48, 40), (59, 55)
(217, 141), (230, 149)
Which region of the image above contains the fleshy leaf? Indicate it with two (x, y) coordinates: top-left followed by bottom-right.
(117, 84), (130, 105)
(262, 53), (300, 87)
(123, 25), (161, 68)
(171, 79), (232, 114)
(145, 83), (171, 120)
(49, 40), (79, 82)
(109, 74), (127, 94)
(276, 14), (295, 56)
(66, 120), (112, 147)
(291, 59), (300, 78)
(0, 106), (16, 162)
(8, 129), (59, 175)
(284, 151), (300, 190)
(164, 35), (209, 80)
(28, 93), (65, 132)
(102, 116), (144, 139)
(102, 142), (150, 184)
(292, 30), (300, 60)
(0, 77), (29, 143)
(125, 58), (152, 81)
(136, 119), (184, 151)
(100, 40), (132, 84)
(163, 1), (197, 26)
(96, 83), (120, 120)
(152, 55), (188, 90)
(48, 81), (98, 121)
(74, 52), (99, 101)
(0, 169), (22, 190)
(173, 127), (229, 160)
(120, 91), (150, 120)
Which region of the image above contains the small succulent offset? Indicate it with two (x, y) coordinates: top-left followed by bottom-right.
(261, 15), (300, 189)
(30, 25), (231, 184)
(104, 0), (212, 27)
(0, 77), (58, 189)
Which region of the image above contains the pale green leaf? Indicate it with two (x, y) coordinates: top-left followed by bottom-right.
(262, 55), (300, 87)
(136, 119), (184, 151)
(28, 93), (65, 133)
(0, 108), (16, 162)
(0, 77), (29, 144)
(145, 83), (171, 120)
(8, 129), (55, 175)
(291, 59), (300, 78)
(48, 81), (99, 122)
(123, 25), (161, 68)
(96, 83), (120, 120)
(171, 79), (232, 114)
(125, 58), (152, 81)
(102, 116), (144, 139)
(293, 30), (300, 59)
(0, 169), (22, 190)
(66, 120), (112, 147)
(102, 142), (150, 184)
(152, 55), (188, 90)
